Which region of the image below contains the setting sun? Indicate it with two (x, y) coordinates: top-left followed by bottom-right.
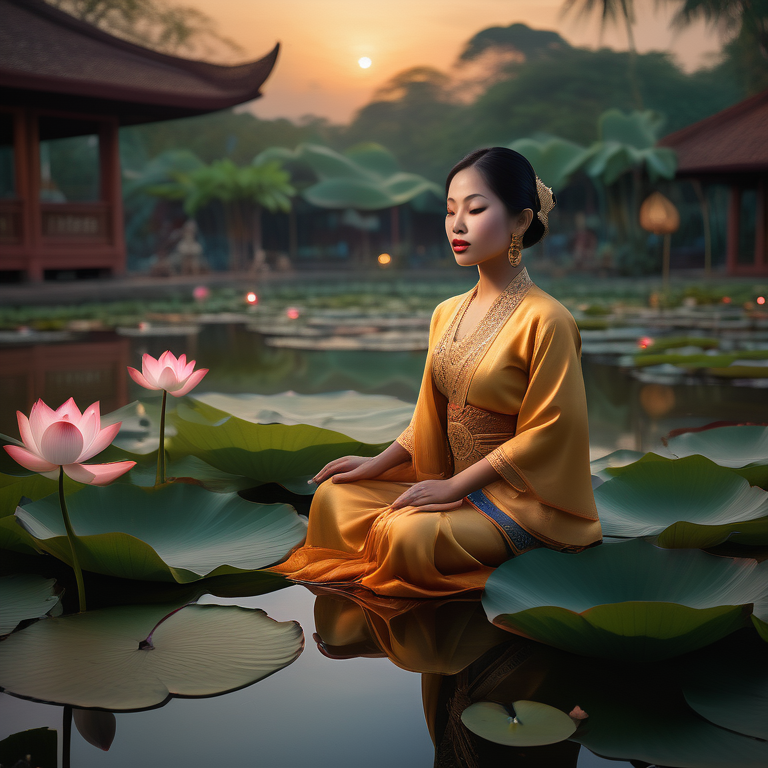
(357, 56), (372, 69)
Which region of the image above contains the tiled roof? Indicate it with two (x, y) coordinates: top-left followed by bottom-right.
(659, 88), (768, 175)
(0, 0), (278, 124)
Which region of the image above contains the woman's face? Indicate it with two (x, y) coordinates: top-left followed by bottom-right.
(445, 166), (529, 267)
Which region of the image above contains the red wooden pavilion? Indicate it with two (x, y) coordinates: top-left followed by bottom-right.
(0, 0), (279, 281)
(659, 88), (768, 276)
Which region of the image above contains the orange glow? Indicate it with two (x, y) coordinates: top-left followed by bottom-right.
(286, 307), (300, 319)
(637, 336), (654, 349)
(758, 297), (766, 305)
(378, 253), (391, 266)
(246, 292), (258, 304)
(722, 296), (731, 304)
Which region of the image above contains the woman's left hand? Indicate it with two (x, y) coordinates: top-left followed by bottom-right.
(390, 479), (464, 512)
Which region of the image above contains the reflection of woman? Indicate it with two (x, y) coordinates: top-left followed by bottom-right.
(272, 148), (601, 597)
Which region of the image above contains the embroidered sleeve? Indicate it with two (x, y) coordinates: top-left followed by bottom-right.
(396, 423), (414, 455)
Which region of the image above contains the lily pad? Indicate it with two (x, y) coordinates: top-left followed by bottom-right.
(482, 539), (768, 661)
(589, 449), (644, 483)
(12, 483), (307, 583)
(191, 391), (413, 444)
(681, 636), (768, 740)
(461, 700), (576, 747)
(0, 575), (60, 634)
(666, 425), (768, 468)
(168, 399), (390, 490)
(0, 603), (304, 710)
(596, 455), (768, 548)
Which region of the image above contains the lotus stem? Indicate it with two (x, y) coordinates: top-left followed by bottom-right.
(156, 389), (168, 486)
(59, 467), (86, 613)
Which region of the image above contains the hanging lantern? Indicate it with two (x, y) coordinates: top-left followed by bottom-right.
(639, 192), (680, 235)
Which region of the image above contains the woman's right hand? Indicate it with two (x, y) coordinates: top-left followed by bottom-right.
(311, 455), (379, 485)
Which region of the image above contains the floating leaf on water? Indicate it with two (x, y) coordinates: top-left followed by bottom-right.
(168, 399), (390, 489)
(680, 636), (768, 740)
(665, 425), (768, 468)
(461, 700), (576, 747)
(596, 455), (768, 548)
(0, 603), (304, 710)
(0, 575), (59, 634)
(11, 483), (307, 583)
(482, 539), (768, 661)
(191, 391), (414, 444)
(589, 449), (645, 482)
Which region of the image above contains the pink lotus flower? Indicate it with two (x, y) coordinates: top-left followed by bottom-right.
(127, 351), (208, 397)
(3, 398), (136, 485)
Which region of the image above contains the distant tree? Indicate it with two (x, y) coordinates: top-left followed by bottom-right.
(147, 159), (295, 270)
(664, 0), (768, 93)
(560, 0), (643, 108)
(45, 0), (244, 59)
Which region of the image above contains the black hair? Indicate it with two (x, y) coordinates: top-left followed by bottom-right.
(445, 147), (554, 249)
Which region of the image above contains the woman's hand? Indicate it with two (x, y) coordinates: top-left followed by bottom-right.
(311, 455), (380, 485)
(390, 478), (464, 513)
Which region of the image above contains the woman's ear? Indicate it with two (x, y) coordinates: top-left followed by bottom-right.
(516, 208), (534, 233)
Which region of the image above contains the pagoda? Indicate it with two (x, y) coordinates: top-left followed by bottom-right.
(0, 0), (279, 281)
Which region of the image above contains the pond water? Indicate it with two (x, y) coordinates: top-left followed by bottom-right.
(1, 321), (768, 768)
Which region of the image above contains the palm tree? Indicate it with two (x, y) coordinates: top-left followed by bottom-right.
(148, 158), (295, 271)
(664, 1), (768, 61)
(560, 0), (644, 108)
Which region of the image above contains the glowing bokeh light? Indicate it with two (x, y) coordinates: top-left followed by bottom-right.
(358, 57), (372, 69)
(378, 253), (391, 265)
(193, 285), (210, 302)
(722, 296), (731, 304)
(246, 292), (258, 304)
(637, 336), (654, 349)
(758, 296), (766, 305)
(286, 307), (300, 320)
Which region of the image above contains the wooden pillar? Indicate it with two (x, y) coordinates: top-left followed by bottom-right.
(24, 109), (43, 282)
(99, 118), (126, 276)
(756, 179), (766, 272)
(726, 184), (740, 276)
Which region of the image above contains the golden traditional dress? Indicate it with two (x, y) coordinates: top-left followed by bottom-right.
(271, 268), (601, 597)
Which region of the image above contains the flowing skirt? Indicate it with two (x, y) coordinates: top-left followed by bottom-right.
(270, 478), (510, 598)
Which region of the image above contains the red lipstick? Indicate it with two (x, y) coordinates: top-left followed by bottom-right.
(452, 239), (469, 253)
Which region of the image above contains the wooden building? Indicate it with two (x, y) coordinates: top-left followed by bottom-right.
(659, 88), (768, 276)
(0, 0), (278, 281)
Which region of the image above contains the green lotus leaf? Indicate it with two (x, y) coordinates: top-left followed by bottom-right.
(0, 575), (60, 634)
(706, 365), (768, 378)
(596, 455), (768, 548)
(126, 454), (256, 493)
(573, 660), (768, 767)
(12, 483), (307, 583)
(482, 540), (768, 661)
(167, 399), (390, 489)
(461, 700), (576, 747)
(0, 516), (39, 555)
(681, 636), (768, 740)
(0, 472), (80, 518)
(192, 391), (413, 444)
(636, 336), (720, 355)
(0, 603), (304, 710)
(589, 449), (644, 483)
(666, 425), (768, 468)
(0, 729), (57, 768)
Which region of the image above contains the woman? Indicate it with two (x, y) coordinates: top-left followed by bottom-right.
(271, 147), (601, 598)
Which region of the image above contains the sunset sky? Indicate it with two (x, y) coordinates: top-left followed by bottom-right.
(187, 0), (721, 123)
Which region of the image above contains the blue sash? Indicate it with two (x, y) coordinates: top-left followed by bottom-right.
(466, 490), (543, 556)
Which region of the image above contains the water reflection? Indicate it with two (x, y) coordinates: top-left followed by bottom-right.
(2, 326), (768, 459)
(310, 587), (768, 768)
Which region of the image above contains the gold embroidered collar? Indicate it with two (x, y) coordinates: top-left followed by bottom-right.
(432, 268), (533, 406)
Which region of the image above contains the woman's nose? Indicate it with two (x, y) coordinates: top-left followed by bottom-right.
(452, 215), (466, 234)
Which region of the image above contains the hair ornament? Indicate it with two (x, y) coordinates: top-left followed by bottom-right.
(535, 176), (556, 239)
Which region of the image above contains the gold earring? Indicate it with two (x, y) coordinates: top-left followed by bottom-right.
(508, 233), (522, 267)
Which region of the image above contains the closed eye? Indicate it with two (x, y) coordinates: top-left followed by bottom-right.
(469, 208), (486, 214)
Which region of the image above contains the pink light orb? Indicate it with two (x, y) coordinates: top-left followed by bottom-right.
(637, 336), (654, 349)
(193, 285), (210, 302)
(286, 307), (300, 320)
(246, 292), (258, 305)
